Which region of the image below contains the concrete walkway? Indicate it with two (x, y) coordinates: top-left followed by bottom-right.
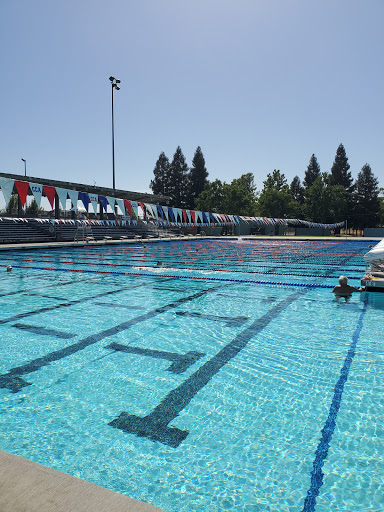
(0, 451), (167, 512)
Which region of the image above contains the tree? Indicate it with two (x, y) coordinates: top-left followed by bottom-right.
(352, 164), (380, 229)
(167, 146), (189, 208)
(290, 176), (305, 205)
(187, 146), (208, 208)
(26, 199), (42, 215)
(224, 173), (258, 215)
(304, 173), (347, 223)
(5, 194), (19, 214)
(195, 173), (258, 216)
(263, 169), (289, 191)
(257, 170), (297, 219)
(303, 154), (321, 190)
(150, 152), (170, 196)
(195, 179), (226, 212)
(330, 144), (354, 193)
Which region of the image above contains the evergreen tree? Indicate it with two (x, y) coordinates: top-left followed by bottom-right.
(303, 154), (321, 190)
(353, 164), (380, 229)
(150, 152), (170, 196)
(263, 169), (289, 191)
(290, 176), (305, 204)
(187, 146), (208, 208)
(304, 173), (347, 223)
(168, 146), (189, 207)
(330, 144), (354, 193)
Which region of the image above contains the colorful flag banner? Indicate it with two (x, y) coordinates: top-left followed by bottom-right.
(67, 189), (79, 211)
(79, 192), (90, 212)
(43, 185), (56, 209)
(0, 177), (15, 206)
(115, 198), (125, 216)
(89, 193), (99, 215)
(28, 182), (43, 207)
(14, 180), (29, 207)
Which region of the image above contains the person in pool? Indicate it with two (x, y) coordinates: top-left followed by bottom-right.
(332, 275), (363, 301)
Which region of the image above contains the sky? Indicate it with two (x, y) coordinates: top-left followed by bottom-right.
(1, 0), (383, 207)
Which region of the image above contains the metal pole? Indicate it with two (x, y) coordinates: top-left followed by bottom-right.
(111, 82), (115, 191)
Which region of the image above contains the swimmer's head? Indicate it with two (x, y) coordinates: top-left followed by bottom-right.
(339, 275), (348, 285)
(6, 265), (12, 272)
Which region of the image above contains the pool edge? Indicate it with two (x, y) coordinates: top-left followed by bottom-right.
(0, 450), (167, 512)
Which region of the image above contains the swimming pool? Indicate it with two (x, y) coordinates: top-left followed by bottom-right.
(1, 239), (383, 511)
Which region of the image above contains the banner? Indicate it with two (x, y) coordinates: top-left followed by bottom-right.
(14, 180), (29, 207)
(29, 182), (43, 207)
(56, 188), (69, 210)
(43, 185), (56, 209)
(67, 189), (79, 211)
(115, 198), (125, 216)
(79, 192), (90, 212)
(0, 177), (15, 206)
(89, 193), (99, 215)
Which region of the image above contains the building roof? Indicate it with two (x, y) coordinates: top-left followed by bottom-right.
(0, 171), (170, 205)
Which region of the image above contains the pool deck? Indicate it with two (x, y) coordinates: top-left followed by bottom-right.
(1, 234), (380, 512)
(0, 234), (380, 254)
(0, 451), (166, 512)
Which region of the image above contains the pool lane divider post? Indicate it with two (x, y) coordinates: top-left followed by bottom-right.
(301, 294), (369, 512)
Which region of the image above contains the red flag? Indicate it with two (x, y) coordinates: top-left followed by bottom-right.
(124, 199), (132, 217)
(14, 180), (29, 207)
(43, 185), (56, 209)
(190, 210), (196, 223)
(182, 209), (187, 222)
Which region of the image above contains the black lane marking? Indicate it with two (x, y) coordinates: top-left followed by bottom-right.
(12, 324), (76, 339)
(0, 283), (148, 326)
(0, 286), (223, 393)
(94, 303), (145, 310)
(25, 293), (68, 301)
(301, 295), (369, 512)
(106, 342), (205, 374)
(109, 289), (305, 448)
(175, 311), (249, 327)
(0, 275), (105, 297)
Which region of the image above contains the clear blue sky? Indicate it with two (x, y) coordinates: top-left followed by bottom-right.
(1, 0), (383, 202)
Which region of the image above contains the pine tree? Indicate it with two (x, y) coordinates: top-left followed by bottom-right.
(353, 164), (380, 229)
(150, 152), (170, 196)
(187, 146), (208, 208)
(290, 176), (305, 204)
(330, 144), (354, 193)
(303, 154), (321, 190)
(168, 146), (189, 207)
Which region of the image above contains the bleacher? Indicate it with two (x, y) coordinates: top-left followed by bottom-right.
(0, 218), (185, 245)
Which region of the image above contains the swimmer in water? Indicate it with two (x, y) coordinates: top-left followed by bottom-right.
(332, 275), (362, 301)
(6, 265), (12, 272)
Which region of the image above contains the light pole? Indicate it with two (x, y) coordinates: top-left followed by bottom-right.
(109, 76), (121, 191)
(21, 158), (26, 176)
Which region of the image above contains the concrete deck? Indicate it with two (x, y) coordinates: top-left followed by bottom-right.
(0, 451), (166, 512)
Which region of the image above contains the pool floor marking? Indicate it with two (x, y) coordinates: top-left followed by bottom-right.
(106, 342), (205, 374)
(94, 302), (146, 310)
(108, 289), (306, 448)
(0, 284), (141, 326)
(12, 323), (76, 339)
(301, 295), (369, 512)
(175, 311), (249, 327)
(0, 285), (224, 393)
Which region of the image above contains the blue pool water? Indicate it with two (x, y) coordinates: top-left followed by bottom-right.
(1, 239), (383, 511)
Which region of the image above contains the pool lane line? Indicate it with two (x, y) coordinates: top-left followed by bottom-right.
(2, 257), (363, 279)
(109, 288), (307, 448)
(0, 283), (144, 326)
(0, 264), (335, 289)
(0, 284), (226, 393)
(301, 294), (369, 512)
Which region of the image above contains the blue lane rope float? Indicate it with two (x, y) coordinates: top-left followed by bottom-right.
(0, 264), (335, 289)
